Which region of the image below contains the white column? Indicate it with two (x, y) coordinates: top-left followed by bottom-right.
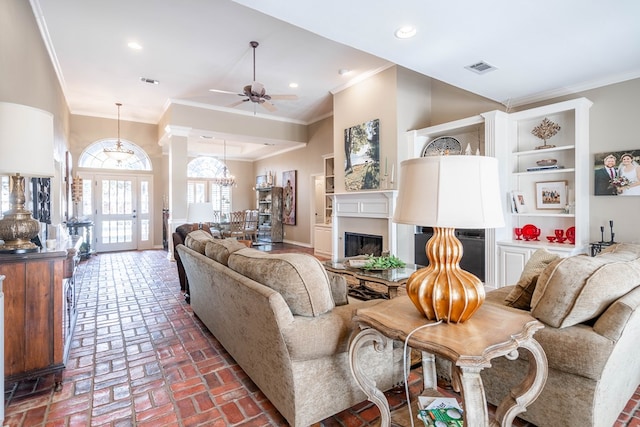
(165, 126), (190, 261)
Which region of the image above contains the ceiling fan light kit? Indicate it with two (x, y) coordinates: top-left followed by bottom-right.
(210, 41), (298, 113)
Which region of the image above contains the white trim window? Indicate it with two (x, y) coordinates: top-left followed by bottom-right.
(187, 157), (232, 218)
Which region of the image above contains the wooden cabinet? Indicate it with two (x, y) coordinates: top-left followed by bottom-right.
(257, 187), (283, 243)
(1, 251), (66, 388)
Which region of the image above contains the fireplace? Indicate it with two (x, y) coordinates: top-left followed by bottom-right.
(331, 191), (397, 261)
(345, 232), (383, 257)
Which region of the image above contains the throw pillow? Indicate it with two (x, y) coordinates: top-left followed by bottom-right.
(327, 272), (349, 306)
(184, 229), (216, 254)
(204, 238), (248, 265)
(504, 248), (560, 310)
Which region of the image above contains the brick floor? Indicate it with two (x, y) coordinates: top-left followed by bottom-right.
(3, 248), (640, 426)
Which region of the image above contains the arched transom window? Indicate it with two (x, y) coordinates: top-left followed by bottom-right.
(187, 157), (232, 217)
(78, 139), (151, 170)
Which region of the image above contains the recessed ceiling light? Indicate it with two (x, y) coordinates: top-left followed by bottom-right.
(338, 68), (351, 76)
(289, 82), (299, 88)
(128, 41), (143, 50)
(394, 25), (417, 39)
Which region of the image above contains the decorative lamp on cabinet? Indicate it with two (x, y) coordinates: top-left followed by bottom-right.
(0, 102), (55, 252)
(393, 155), (504, 323)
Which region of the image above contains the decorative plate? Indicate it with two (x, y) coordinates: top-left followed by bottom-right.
(522, 224), (538, 240)
(566, 226), (576, 242)
(421, 136), (462, 157)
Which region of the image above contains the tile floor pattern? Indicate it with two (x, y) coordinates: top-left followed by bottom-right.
(3, 249), (640, 426)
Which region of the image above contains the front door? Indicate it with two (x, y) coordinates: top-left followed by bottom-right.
(77, 173), (152, 253)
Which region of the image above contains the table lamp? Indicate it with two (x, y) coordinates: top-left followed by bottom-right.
(0, 103), (55, 252)
(393, 155), (504, 323)
(187, 202), (215, 230)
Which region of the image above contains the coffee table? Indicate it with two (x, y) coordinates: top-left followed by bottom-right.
(323, 260), (422, 299)
(349, 296), (548, 427)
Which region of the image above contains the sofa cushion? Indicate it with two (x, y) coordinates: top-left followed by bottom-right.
(184, 229), (216, 254)
(505, 248), (559, 310)
(531, 253), (640, 328)
(228, 249), (334, 317)
(204, 238), (248, 265)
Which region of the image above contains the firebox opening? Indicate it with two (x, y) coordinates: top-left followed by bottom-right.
(345, 232), (383, 258)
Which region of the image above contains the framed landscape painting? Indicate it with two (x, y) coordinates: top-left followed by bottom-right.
(344, 119), (380, 191)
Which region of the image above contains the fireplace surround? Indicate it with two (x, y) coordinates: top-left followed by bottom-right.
(331, 191), (397, 261)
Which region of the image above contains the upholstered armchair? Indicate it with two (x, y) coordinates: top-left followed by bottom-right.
(172, 223), (215, 303)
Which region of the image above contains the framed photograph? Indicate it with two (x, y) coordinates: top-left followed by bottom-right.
(511, 191), (527, 213)
(255, 175), (268, 189)
(282, 170), (296, 225)
(593, 150), (640, 196)
(535, 180), (567, 209)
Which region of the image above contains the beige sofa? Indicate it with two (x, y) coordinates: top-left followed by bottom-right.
(176, 231), (404, 427)
(440, 243), (640, 427)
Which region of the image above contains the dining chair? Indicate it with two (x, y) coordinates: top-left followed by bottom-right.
(223, 211), (246, 239)
(243, 209), (259, 242)
(209, 211), (222, 238)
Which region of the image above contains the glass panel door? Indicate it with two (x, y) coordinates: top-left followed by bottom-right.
(96, 177), (137, 252)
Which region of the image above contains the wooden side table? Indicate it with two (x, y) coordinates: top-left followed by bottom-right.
(349, 297), (548, 427)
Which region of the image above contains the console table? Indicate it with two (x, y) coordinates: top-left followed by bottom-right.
(349, 297), (548, 427)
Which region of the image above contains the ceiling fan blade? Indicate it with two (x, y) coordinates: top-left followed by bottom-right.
(269, 94), (298, 101)
(227, 99), (250, 108)
(261, 100), (277, 112)
(209, 89), (243, 96)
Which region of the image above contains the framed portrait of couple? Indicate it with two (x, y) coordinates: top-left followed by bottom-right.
(594, 150), (640, 196)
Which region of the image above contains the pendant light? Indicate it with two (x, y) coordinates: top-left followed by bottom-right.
(212, 140), (236, 187)
(103, 102), (134, 162)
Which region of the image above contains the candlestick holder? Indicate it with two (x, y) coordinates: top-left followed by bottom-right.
(381, 174), (390, 190)
(609, 220), (615, 244)
(600, 226), (605, 243)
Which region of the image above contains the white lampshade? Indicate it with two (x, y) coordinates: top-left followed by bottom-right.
(0, 102), (55, 177)
(393, 155), (504, 229)
(187, 202), (215, 224)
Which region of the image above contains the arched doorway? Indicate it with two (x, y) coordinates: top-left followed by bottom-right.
(77, 139), (153, 252)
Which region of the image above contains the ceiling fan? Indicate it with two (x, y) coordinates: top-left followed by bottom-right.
(210, 41), (298, 112)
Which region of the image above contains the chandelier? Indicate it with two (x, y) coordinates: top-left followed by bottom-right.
(103, 102), (134, 162)
(211, 140), (236, 187)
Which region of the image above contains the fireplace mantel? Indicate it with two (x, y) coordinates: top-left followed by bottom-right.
(331, 191), (398, 260)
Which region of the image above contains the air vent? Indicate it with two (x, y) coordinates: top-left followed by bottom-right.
(465, 61), (497, 74)
(139, 77), (159, 85)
